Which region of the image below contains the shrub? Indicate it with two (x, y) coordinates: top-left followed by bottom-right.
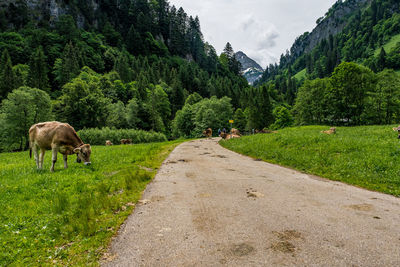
(77, 127), (167, 145)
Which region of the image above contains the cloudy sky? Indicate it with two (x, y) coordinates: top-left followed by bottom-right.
(168, 0), (337, 68)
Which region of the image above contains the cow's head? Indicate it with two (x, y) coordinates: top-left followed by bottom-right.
(74, 144), (92, 165)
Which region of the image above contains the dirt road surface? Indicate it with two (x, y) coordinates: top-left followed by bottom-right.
(103, 138), (400, 266)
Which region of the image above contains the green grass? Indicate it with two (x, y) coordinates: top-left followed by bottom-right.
(0, 140), (184, 266)
(374, 33), (400, 56)
(294, 68), (307, 81)
(220, 125), (400, 197)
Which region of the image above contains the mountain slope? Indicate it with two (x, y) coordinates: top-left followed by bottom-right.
(235, 51), (264, 85)
(257, 0), (400, 87)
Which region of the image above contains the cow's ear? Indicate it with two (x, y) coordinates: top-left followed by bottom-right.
(73, 148), (81, 153)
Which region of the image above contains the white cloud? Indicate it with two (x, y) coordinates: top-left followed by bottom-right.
(169, 0), (337, 67)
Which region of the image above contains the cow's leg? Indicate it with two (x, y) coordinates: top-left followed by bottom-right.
(39, 149), (45, 169)
(33, 145), (39, 169)
(50, 147), (58, 172)
(63, 154), (68, 169)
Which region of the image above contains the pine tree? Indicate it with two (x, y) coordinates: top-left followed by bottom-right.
(28, 46), (50, 92)
(377, 47), (387, 72)
(0, 49), (17, 99)
(114, 49), (132, 83)
(60, 42), (80, 85)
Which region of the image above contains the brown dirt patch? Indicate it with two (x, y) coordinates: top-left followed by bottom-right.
(185, 172), (196, 179)
(270, 241), (296, 253)
(346, 204), (374, 212)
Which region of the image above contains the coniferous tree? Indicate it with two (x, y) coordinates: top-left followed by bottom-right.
(60, 42), (80, 86)
(28, 46), (50, 92)
(114, 49), (132, 83)
(377, 47), (387, 72)
(0, 49), (17, 99)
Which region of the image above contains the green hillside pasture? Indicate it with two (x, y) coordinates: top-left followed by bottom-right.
(0, 140), (183, 266)
(220, 125), (400, 197)
(374, 33), (400, 56)
(294, 68), (307, 81)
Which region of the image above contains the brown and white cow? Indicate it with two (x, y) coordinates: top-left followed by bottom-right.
(29, 121), (92, 172)
(230, 128), (241, 136)
(105, 140), (113, 146)
(120, 139), (132, 144)
(202, 128), (213, 138)
(321, 127), (336, 135)
(219, 132), (240, 140)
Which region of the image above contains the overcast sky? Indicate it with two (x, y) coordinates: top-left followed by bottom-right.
(168, 0), (337, 68)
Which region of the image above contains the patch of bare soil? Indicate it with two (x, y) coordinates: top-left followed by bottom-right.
(345, 203), (374, 211)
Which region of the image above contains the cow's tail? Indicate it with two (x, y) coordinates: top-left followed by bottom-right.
(29, 139), (32, 158)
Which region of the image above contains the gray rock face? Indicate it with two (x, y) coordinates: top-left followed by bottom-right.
(4, 0), (100, 28)
(235, 51), (264, 85)
(290, 0), (371, 58)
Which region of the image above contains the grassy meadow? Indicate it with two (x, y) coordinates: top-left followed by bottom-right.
(220, 125), (400, 197)
(0, 140), (183, 266)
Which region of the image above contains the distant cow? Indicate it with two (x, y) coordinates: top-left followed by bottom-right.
(219, 132), (241, 140)
(393, 126), (400, 139)
(29, 121), (92, 172)
(121, 139), (132, 144)
(231, 128), (241, 136)
(321, 127), (336, 135)
(203, 128), (213, 138)
(105, 140), (113, 146)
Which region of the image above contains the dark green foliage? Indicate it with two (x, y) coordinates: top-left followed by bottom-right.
(246, 85), (274, 130)
(233, 108), (247, 133)
(0, 49), (17, 99)
(27, 46), (49, 92)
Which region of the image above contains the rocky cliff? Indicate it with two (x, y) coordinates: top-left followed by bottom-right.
(290, 0), (371, 58)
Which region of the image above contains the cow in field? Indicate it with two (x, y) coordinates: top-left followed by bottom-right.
(29, 121), (92, 172)
(203, 128), (213, 138)
(392, 126), (400, 139)
(105, 140), (113, 146)
(231, 128), (241, 136)
(321, 127), (336, 135)
(121, 139), (132, 144)
(219, 132), (240, 140)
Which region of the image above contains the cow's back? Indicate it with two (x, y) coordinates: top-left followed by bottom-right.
(29, 122), (78, 150)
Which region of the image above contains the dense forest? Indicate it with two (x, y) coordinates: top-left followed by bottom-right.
(0, 0), (276, 151)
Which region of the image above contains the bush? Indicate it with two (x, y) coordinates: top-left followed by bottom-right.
(77, 127), (167, 145)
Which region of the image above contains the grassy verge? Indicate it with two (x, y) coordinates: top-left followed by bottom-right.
(0, 140), (184, 266)
(220, 125), (400, 197)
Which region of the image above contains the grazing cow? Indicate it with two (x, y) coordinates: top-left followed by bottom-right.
(29, 121), (92, 172)
(202, 128), (213, 138)
(231, 128), (241, 136)
(393, 126), (400, 139)
(321, 127), (336, 135)
(121, 139), (132, 144)
(105, 140), (113, 146)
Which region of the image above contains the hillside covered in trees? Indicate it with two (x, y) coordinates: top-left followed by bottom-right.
(255, 0), (400, 126)
(0, 0), (275, 151)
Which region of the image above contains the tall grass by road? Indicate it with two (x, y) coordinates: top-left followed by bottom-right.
(0, 140), (183, 266)
(220, 125), (400, 197)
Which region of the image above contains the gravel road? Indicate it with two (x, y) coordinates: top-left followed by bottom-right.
(103, 138), (400, 267)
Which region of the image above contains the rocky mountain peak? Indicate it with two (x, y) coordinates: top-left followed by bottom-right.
(235, 51), (264, 85)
